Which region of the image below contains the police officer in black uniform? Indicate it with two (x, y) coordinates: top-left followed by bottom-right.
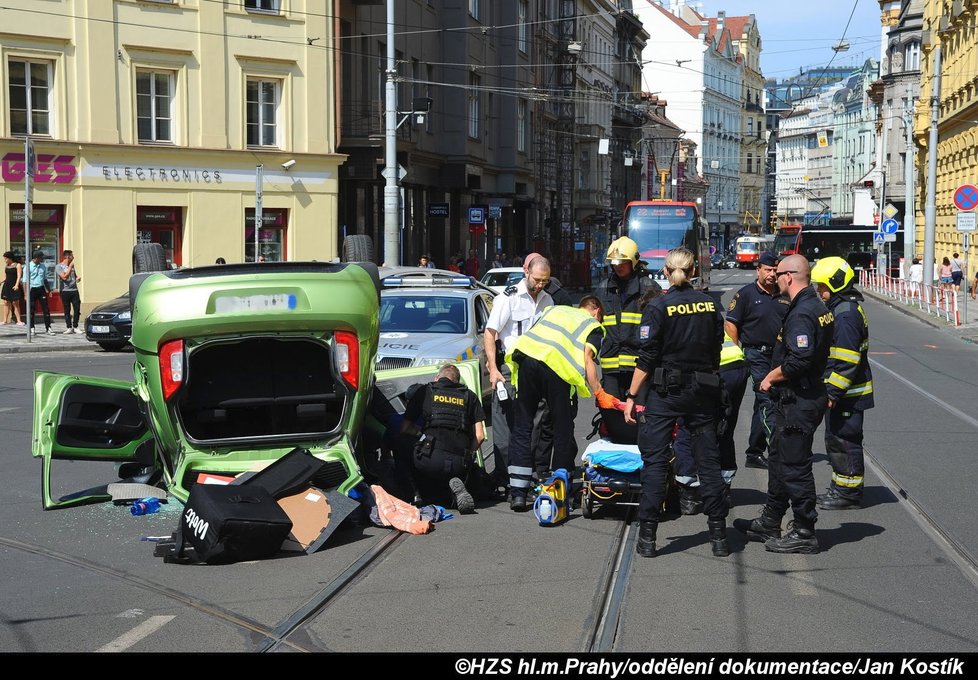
(724, 251), (789, 469)
(735, 255), (834, 553)
(401, 364), (485, 513)
(624, 248), (728, 558)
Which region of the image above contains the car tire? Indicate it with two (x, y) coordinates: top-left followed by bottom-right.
(97, 341), (127, 352)
(342, 235), (375, 263)
(132, 243), (167, 274)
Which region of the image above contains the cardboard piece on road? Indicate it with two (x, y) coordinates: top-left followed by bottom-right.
(278, 487), (360, 554)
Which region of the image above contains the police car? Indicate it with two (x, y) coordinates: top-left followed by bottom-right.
(377, 267), (496, 399)
(480, 267), (524, 294)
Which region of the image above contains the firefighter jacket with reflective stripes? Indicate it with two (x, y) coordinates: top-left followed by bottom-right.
(505, 305), (605, 398)
(635, 285), (723, 374)
(720, 333), (746, 370)
(823, 292), (874, 410)
(595, 270), (657, 372)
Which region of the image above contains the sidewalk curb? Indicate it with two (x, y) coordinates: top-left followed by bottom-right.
(0, 343), (93, 355)
(861, 287), (978, 344)
(860, 288), (945, 330)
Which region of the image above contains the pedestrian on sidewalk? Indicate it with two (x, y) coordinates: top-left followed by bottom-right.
(55, 250), (82, 333)
(972, 269), (977, 301)
(908, 258), (923, 299)
(939, 257), (953, 292)
(27, 250), (54, 334)
(950, 253), (964, 291)
(2, 251), (25, 326)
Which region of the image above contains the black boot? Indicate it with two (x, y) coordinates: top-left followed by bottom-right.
(764, 521), (819, 554)
(817, 494), (861, 511)
(733, 507), (782, 542)
(815, 486), (838, 504)
(707, 519), (730, 557)
(745, 453), (769, 469)
(679, 485), (704, 515)
(636, 521), (657, 558)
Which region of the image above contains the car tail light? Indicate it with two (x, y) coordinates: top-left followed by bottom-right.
(335, 331), (359, 389)
(159, 339), (185, 401)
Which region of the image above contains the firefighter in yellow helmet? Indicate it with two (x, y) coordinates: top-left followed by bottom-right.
(810, 256), (873, 510)
(593, 236), (661, 443)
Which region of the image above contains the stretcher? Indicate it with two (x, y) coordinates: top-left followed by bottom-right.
(580, 439), (643, 519)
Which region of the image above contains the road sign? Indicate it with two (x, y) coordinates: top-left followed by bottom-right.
(883, 203), (899, 219)
(881, 218), (899, 235)
(953, 184), (978, 211)
(468, 207), (485, 224)
(957, 211), (977, 232)
(873, 232), (885, 247)
(488, 205), (502, 220)
(884, 233), (897, 242)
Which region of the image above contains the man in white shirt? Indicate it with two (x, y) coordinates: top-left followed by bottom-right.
(483, 255), (553, 498)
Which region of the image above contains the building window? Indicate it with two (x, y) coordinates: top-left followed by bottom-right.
(468, 74), (480, 139)
(246, 78), (279, 147)
(136, 70), (174, 143)
(518, 0), (529, 53)
(468, 0), (479, 20)
(904, 41), (920, 71)
(245, 0), (279, 12)
(747, 154), (753, 173)
(8, 59), (52, 136)
(517, 98), (527, 153)
(747, 117), (753, 136)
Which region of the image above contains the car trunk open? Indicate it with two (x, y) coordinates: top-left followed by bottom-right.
(177, 337), (345, 442)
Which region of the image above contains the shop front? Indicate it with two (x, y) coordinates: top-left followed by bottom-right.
(2, 142), (342, 310)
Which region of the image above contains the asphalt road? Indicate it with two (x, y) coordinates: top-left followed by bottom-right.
(2, 268), (977, 653)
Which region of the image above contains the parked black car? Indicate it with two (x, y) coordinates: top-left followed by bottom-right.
(84, 293), (131, 351)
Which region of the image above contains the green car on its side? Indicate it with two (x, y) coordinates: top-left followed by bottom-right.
(32, 262), (382, 509)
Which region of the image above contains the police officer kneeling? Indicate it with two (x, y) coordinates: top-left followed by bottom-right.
(624, 248), (728, 558)
(735, 255), (833, 553)
(401, 364), (486, 513)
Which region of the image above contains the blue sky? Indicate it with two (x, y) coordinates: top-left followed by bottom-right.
(698, 0), (882, 79)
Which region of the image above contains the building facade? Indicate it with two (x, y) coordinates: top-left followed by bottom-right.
(1, 0), (344, 310)
(731, 14), (767, 234)
(913, 0), (976, 266)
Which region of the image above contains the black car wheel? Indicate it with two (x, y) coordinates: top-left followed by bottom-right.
(133, 243), (167, 273)
(342, 235), (375, 263)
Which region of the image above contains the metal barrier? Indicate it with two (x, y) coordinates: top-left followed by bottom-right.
(859, 270), (960, 325)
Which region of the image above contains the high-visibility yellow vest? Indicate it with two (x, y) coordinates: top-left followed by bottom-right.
(720, 333), (745, 368)
(505, 306), (605, 398)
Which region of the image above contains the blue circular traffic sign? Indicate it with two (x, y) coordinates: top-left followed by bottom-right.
(954, 184), (978, 211)
(881, 218), (899, 234)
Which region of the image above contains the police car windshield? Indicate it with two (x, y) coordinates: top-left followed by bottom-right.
(380, 296), (467, 334)
(625, 205), (698, 272)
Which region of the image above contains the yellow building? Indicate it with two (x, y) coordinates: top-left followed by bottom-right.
(0, 0), (343, 311)
(914, 0), (978, 267)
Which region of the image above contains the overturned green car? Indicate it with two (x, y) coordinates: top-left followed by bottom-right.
(32, 262), (382, 509)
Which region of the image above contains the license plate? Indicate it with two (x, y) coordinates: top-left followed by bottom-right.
(91, 325), (110, 334)
(215, 293), (297, 313)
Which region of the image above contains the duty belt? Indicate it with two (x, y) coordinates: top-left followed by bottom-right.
(743, 343), (774, 354)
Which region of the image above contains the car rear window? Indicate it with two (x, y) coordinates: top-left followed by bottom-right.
(482, 272), (523, 287)
(380, 296), (467, 333)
